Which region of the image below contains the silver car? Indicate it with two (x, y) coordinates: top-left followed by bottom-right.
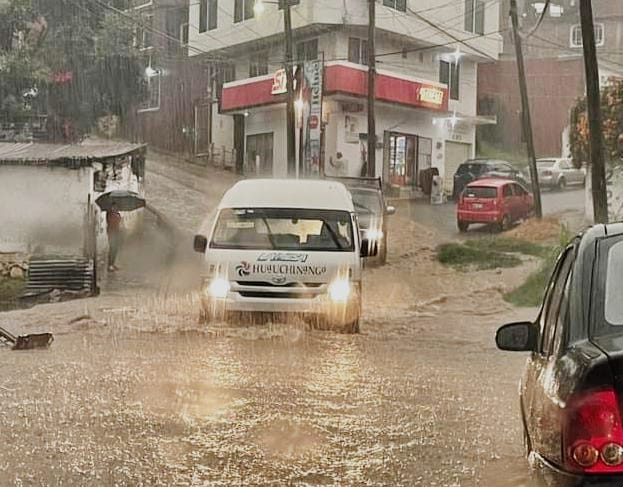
(532, 158), (586, 190)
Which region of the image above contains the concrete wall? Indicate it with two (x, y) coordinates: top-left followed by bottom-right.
(585, 166), (623, 224)
(0, 166), (92, 255)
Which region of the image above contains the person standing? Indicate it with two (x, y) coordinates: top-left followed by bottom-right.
(106, 202), (122, 272)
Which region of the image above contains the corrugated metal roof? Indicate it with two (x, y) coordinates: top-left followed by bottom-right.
(0, 142), (146, 166)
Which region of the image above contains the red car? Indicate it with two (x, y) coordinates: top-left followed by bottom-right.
(456, 178), (534, 232)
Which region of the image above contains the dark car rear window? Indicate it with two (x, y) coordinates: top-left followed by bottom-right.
(463, 186), (497, 198)
(605, 241), (623, 325)
(457, 162), (487, 176)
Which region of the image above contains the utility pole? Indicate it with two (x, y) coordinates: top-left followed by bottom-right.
(284, 0), (297, 177)
(510, 0), (542, 218)
(580, 0), (608, 223)
(367, 0), (376, 178)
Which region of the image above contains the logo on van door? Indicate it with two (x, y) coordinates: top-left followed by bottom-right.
(236, 261), (251, 277)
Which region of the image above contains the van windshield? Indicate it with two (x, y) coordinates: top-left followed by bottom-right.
(211, 208), (354, 251)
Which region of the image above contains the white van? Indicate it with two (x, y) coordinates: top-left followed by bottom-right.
(193, 179), (377, 333)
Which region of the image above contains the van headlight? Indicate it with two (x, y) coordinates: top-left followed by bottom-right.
(328, 279), (351, 302)
(207, 278), (230, 298)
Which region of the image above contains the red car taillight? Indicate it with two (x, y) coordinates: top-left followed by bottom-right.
(564, 389), (623, 473)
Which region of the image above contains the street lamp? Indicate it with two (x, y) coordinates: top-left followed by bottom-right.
(254, 0), (297, 177)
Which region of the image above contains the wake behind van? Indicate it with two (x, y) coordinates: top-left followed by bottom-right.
(193, 179), (376, 333)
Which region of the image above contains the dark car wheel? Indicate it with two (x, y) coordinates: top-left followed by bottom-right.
(499, 214), (512, 232)
(379, 237), (388, 264)
(557, 177), (566, 191)
(458, 220), (469, 233)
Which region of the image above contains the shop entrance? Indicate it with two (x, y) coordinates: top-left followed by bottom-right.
(245, 133), (273, 176)
(387, 132), (432, 188)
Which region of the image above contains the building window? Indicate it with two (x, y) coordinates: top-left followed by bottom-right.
(348, 37), (368, 66)
(297, 38), (318, 62)
(130, 0), (152, 9)
(249, 52), (269, 77)
(278, 0), (301, 8)
(208, 0), (218, 30)
(464, 0), (485, 34)
(140, 67), (161, 111)
(570, 23), (605, 47)
(440, 60), (460, 100)
(214, 63), (236, 99)
(135, 13), (153, 49)
(199, 0), (207, 33)
(180, 23), (189, 45)
(234, 0), (255, 22)
(383, 0), (406, 12)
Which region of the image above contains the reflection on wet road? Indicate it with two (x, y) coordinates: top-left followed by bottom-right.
(0, 311), (535, 486)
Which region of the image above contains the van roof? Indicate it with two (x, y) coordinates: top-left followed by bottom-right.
(218, 179), (355, 211)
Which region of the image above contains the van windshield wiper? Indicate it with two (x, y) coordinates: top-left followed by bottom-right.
(321, 221), (344, 250)
(259, 216), (277, 249)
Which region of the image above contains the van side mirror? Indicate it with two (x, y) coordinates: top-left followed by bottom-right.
(360, 238), (378, 258)
(385, 205), (396, 216)
(496, 322), (538, 352)
(193, 234), (208, 253)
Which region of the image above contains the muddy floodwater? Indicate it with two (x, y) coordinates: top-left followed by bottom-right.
(0, 312), (532, 486)
(0, 214), (543, 486)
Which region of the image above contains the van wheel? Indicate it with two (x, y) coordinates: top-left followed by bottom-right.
(557, 178), (566, 191)
(342, 319), (360, 334)
(379, 239), (388, 265)
(198, 307), (212, 324)
(458, 220), (469, 233)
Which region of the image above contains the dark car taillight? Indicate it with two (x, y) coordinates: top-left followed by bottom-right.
(563, 389), (623, 473)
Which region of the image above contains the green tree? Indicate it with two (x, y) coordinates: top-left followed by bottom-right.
(0, 0), (144, 137)
(570, 78), (623, 167)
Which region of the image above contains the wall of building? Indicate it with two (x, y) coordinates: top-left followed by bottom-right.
(0, 166), (91, 255)
(189, 0), (501, 60)
(245, 105), (288, 176)
(477, 57), (585, 157)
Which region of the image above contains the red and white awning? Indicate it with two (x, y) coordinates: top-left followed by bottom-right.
(221, 61), (448, 113)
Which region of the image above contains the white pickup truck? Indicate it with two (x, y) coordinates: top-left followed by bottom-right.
(193, 179), (376, 333)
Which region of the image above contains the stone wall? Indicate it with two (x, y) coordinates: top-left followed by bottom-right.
(0, 254), (28, 279)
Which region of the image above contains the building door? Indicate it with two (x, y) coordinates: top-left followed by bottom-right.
(444, 141), (472, 193)
(388, 132), (417, 187)
(417, 137), (433, 186)
(246, 133), (274, 176)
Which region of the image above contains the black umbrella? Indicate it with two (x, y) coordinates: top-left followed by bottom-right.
(95, 190), (146, 212)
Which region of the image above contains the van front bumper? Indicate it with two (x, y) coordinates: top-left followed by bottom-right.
(201, 282), (361, 325)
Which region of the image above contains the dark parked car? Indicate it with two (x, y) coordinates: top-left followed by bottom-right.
(324, 176), (395, 264)
(496, 223), (623, 486)
(452, 159), (526, 200)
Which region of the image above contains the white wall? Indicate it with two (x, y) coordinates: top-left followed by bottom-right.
(189, 0), (502, 61)
(0, 166), (91, 255)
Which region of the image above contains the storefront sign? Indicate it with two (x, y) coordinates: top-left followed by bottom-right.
(304, 60), (323, 176)
(418, 87), (445, 106)
(271, 69), (288, 95)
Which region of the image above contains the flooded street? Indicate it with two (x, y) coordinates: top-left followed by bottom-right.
(0, 309), (532, 486)
(0, 208), (539, 486)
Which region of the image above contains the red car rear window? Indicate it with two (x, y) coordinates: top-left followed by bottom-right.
(463, 187), (497, 199)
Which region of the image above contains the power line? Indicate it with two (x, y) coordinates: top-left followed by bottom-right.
(530, 32), (623, 73)
(85, 0), (227, 61)
(407, 5), (496, 60)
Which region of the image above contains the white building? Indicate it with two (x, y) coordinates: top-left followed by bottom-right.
(188, 0), (501, 193)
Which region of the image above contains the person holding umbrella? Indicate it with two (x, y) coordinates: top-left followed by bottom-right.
(106, 202), (123, 272)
